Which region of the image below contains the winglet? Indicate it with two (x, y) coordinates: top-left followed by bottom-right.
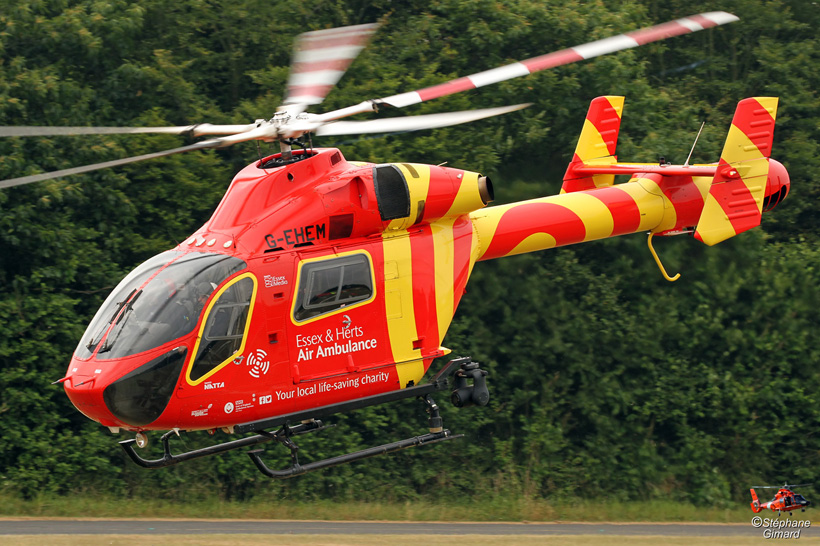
(694, 97), (778, 245)
(562, 96), (624, 193)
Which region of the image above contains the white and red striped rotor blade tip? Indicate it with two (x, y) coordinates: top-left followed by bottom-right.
(378, 12), (737, 108)
(283, 23), (379, 108)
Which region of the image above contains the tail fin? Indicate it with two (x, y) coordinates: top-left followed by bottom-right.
(562, 96), (624, 193)
(695, 97), (778, 246)
(750, 488), (763, 513)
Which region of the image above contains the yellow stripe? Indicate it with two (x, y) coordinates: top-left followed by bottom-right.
(725, 124), (766, 164)
(631, 177), (677, 233)
(693, 176), (712, 201)
(724, 126), (770, 213)
(576, 119), (610, 160)
(605, 96), (624, 119)
(614, 181), (666, 232)
(430, 218), (456, 340)
(559, 192), (614, 241)
(445, 171), (485, 217)
(509, 232), (557, 256)
(470, 204), (507, 260)
(697, 193), (735, 246)
(382, 231), (424, 388)
(387, 163), (430, 231)
(396, 358), (425, 388)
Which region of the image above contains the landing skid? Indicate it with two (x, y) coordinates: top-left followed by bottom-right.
(120, 357), (482, 477)
(248, 396), (461, 479)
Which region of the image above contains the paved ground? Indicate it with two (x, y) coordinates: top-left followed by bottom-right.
(0, 519), (783, 537)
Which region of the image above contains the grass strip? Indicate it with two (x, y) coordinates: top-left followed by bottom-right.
(0, 492), (760, 522)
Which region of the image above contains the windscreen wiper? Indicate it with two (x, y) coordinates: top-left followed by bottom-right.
(98, 289), (142, 353)
(85, 288), (137, 351)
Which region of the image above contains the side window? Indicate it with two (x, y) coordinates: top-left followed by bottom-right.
(189, 275), (256, 382)
(294, 254), (373, 322)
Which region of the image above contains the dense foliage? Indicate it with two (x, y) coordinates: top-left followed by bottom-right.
(2, 0), (819, 507)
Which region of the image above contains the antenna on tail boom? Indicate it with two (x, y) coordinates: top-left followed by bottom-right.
(684, 122), (706, 167)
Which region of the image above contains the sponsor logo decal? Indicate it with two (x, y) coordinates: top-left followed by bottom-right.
(264, 275), (288, 288)
(247, 349), (270, 378)
(191, 403), (213, 417)
(295, 323), (377, 363)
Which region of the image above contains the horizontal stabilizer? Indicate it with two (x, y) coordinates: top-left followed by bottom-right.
(570, 162), (717, 177)
(695, 97), (778, 245)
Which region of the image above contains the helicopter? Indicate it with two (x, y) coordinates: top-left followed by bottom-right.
(751, 484), (812, 516)
(0, 12), (785, 478)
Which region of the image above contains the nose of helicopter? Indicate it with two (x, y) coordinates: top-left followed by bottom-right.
(64, 346), (187, 428)
(64, 248), (249, 429)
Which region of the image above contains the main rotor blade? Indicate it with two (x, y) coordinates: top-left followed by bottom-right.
(0, 123), (258, 138)
(319, 11), (737, 122)
(281, 23), (379, 115)
(315, 103), (530, 136)
(0, 140), (220, 189)
(380, 12), (737, 108)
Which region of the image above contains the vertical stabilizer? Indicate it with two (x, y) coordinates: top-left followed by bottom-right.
(750, 488), (763, 513)
(695, 97), (778, 245)
(562, 96), (624, 193)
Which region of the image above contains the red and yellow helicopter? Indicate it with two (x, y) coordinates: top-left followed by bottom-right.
(0, 12), (789, 478)
(751, 484), (812, 516)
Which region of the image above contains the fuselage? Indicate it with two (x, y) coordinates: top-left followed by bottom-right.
(63, 147), (788, 432)
(751, 489), (811, 513)
(65, 148), (482, 431)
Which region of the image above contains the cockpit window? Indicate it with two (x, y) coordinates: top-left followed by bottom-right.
(293, 253), (373, 322)
(74, 251), (179, 360)
(188, 274), (256, 382)
(76, 250), (246, 360)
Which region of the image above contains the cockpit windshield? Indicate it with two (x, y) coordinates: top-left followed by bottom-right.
(75, 250), (246, 360)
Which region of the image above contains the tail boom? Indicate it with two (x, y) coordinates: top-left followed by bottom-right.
(470, 95), (787, 263)
(472, 180), (666, 261)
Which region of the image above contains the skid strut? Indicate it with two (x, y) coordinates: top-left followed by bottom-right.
(120, 357), (485, 477)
